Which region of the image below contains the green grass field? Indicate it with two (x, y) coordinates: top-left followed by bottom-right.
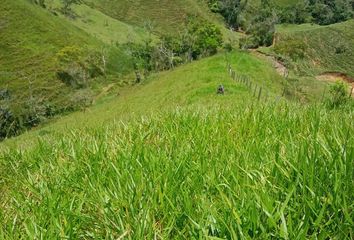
(0, 0), (240, 133)
(1, 1), (353, 238)
(1, 50), (353, 238)
(1, 102), (353, 239)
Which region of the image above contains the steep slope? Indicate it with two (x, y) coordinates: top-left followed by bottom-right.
(0, 0), (132, 108)
(0, 0), (138, 140)
(44, 0), (153, 44)
(273, 20), (354, 78)
(0, 0), (96, 92)
(81, 0), (241, 45)
(84, 0), (222, 34)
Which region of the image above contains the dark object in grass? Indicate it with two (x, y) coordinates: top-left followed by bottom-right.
(217, 84), (225, 94)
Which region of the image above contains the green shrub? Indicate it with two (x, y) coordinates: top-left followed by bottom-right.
(277, 2), (312, 24)
(0, 106), (20, 139)
(274, 40), (307, 60)
(223, 42), (233, 52)
(124, 19), (222, 75)
(0, 98), (47, 140)
(194, 22), (223, 56)
(325, 81), (349, 108)
(56, 46), (104, 88)
(239, 36), (259, 49)
(245, 1), (277, 48)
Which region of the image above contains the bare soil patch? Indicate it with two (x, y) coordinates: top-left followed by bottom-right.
(251, 50), (288, 77)
(317, 72), (354, 97)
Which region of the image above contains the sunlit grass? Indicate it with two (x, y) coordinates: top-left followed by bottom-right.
(1, 102), (353, 239)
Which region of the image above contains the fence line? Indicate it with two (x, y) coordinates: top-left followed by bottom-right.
(226, 62), (354, 102)
(226, 62), (284, 103)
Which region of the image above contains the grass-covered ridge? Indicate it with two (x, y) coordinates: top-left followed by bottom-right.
(1, 102), (353, 239)
(0, 51), (285, 149)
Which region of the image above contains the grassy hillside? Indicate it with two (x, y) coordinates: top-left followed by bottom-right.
(0, 0), (133, 111)
(1, 51), (353, 238)
(273, 20), (354, 78)
(44, 0), (153, 44)
(81, 0), (241, 45)
(1, 51), (287, 149)
(84, 0), (220, 34)
(1, 2), (353, 238)
(1, 0), (244, 140)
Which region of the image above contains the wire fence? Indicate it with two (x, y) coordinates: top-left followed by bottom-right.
(226, 62), (354, 103)
(226, 62), (285, 103)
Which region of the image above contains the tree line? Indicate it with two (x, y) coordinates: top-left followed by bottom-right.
(125, 17), (223, 83)
(207, 0), (353, 48)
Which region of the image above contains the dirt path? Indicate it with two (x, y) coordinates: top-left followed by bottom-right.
(316, 72), (354, 97)
(250, 50), (288, 77)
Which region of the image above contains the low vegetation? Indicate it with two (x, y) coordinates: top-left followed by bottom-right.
(1, 0), (353, 238)
(273, 20), (354, 77)
(1, 101), (353, 239)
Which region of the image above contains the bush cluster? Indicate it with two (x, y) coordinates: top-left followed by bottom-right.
(125, 18), (223, 78)
(279, 0), (353, 26)
(56, 46), (105, 89)
(325, 81), (350, 109)
(0, 99), (52, 140)
(274, 40), (307, 60)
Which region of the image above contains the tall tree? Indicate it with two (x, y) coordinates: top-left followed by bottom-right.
(219, 0), (248, 29)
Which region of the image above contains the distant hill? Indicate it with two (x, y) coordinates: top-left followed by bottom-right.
(83, 0), (222, 34)
(273, 20), (354, 78)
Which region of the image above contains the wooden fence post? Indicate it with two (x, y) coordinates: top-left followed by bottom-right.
(349, 86), (353, 99)
(253, 85), (257, 97)
(258, 87), (262, 101)
(320, 87), (327, 102)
